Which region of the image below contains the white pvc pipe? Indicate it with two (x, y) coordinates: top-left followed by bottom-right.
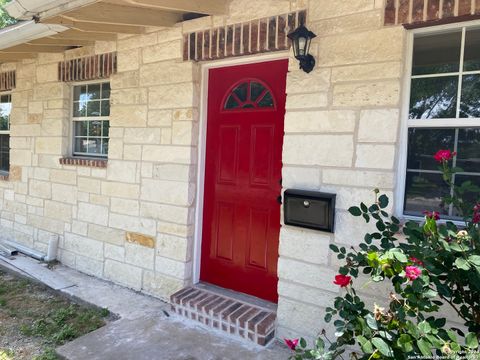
(44, 235), (59, 262)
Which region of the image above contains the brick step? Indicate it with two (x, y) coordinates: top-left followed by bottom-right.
(170, 285), (276, 346)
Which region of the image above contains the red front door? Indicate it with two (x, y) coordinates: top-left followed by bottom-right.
(201, 60), (288, 303)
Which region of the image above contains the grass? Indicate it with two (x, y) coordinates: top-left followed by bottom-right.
(0, 270), (110, 360)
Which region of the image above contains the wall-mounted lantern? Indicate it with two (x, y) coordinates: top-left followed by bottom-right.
(287, 24), (317, 73)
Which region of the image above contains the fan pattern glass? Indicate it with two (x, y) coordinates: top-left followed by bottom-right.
(224, 80), (274, 110)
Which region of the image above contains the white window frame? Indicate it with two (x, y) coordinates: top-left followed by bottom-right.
(396, 20), (480, 223)
(0, 92), (11, 175)
(71, 79), (110, 158)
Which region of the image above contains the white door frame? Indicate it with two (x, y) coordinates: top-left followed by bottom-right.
(192, 51), (290, 284)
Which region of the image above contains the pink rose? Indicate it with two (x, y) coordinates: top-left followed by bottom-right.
(473, 204), (480, 224)
(410, 257), (424, 266)
(284, 338), (299, 350)
(434, 149), (456, 163)
(405, 266), (422, 281)
(333, 274), (352, 288)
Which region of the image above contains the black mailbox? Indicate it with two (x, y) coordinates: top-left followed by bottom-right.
(284, 189), (336, 233)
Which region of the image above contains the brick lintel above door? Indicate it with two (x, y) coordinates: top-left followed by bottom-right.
(183, 10), (306, 62)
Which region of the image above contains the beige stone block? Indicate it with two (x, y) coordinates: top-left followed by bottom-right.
(72, 220), (88, 236)
(33, 83), (65, 100)
(78, 202), (109, 226)
(358, 109), (400, 143)
(110, 105), (147, 127)
(278, 258), (337, 292)
(142, 145), (194, 164)
(50, 169), (77, 185)
(90, 194), (110, 206)
(280, 227), (331, 265)
(172, 121), (197, 145)
(29, 180), (51, 199)
(110, 71), (139, 89)
(111, 198), (139, 216)
(142, 270), (184, 300)
(332, 62), (403, 83)
(88, 224), (124, 246)
(123, 145), (142, 161)
(75, 255), (104, 278)
(286, 92), (328, 109)
(156, 233), (190, 262)
(11, 124), (41, 137)
(160, 128), (172, 144)
(36, 63), (58, 83)
(155, 256), (190, 280)
(10, 137), (32, 150)
(111, 88), (147, 105)
(318, 28), (405, 67)
(140, 61), (193, 86)
(118, 48), (140, 72)
(140, 179), (195, 206)
(28, 101), (44, 114)
(35, 137), (63, 155)
(319, 186), (394, 212)
(226, 0), (290, 23)
(124, 128), (161, 144)
(322, 169), (395, 189)
(9, 166), (22, 182)
(125, 231), (155, 248)
(104, 259), (142, 290)
(95, 41), (116, 54)
(78, 177), (101, 194)
(285, 110), (356, 133)
(149, 83), (196, 110)
(64, 233), (104, 260)
(278, 280), (337, 308)
(140, 202), (191, 224)
(356, 144), (396, 169)
(334, 211), (377, 247)
(125, 242), (154, 269)
(101, 181), (139, 199)
(107, 138), (123, 160)
(152, 164), (192, 182)
(10, 108), (28, 124)
(105, 243), (125, 261)
(106, 160), (137, 183)
(109, 213), (156, 236)
(310, 0), (374, 20)
(148, 110), (172, 127)
(44, 200), (71, 222)
(52, 183), (77, 204)
(283, 135), (353, 166)
(287, 69), (330, 94)
(311, 10), (382, 37)
(333, 80), (400, 107)
(10, 150), (32, 166)
(117, 33), (157, 51)
(282, 167), (321, 190)
(157, 222), (193, 238)
(277, 298), (326, 341)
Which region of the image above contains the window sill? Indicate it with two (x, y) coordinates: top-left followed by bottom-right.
(399, 214), (466, 228)
(0, 172), (8, 181)
(59, 157), (108, 168)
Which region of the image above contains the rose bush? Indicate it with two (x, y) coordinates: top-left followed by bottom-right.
(286, 150), (480, 360)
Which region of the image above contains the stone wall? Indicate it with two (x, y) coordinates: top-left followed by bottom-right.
(0, 0), (466, 342)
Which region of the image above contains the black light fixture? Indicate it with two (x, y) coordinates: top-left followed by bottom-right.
(287, 24), (317, 73)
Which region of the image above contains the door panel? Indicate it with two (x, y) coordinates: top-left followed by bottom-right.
(201, 59), (288, 303)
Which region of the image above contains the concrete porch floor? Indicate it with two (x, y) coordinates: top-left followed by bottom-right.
(0, 255), (290, 360)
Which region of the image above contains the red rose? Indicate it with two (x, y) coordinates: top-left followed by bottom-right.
(333, 274), (351, 288)
(410, 257), (424, 266)
(284, 338), (299, 350)
(473, 204), (480, 224)
(434, 149), (456, 163)
(423, 210), (440, 221)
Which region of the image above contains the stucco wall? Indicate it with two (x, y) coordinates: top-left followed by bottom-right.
(0, 0), (462, 342)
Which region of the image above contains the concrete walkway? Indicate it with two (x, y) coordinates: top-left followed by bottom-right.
(0, 256), (290, 360)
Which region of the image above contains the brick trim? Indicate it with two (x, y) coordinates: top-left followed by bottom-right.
(59, 157), (108, 168)
(0, 71), (16, 91)
(385, 0), (480, 27)
(183, 10), (306, 62)
(58, 52), (117, 82)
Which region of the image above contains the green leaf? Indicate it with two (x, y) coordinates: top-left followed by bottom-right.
(360, 202), (368, 213)
(357, 336), (374, 354)
(365, 314), (378, 330)
(417, 339), (432, 357)
(378, 194), (389, 209)
(371, 337), (394, 357)
(418, 321), (431, 334)
(396, 334), (413, 353)
(300, 338), (307, 348)
(455, 258), (472, 270)
(468, 255), (480, 266)
(348, 206), (362, 216)
(466, 333), (479, 349)
(391, 250), (407, 263)
(329, 244), (339, 253)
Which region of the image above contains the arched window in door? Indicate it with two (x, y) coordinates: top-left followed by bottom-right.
(223, 79), (275, 111)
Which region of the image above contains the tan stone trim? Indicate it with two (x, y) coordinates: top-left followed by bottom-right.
(58, 52), (117, 82)
(385, 0), (480, 27)
(0, 71), (16, 91)
(183, 10), (306, 62)
(126, 232), (155, 248)
(59, 157), (108, 168)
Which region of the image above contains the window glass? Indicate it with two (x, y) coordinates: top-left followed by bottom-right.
(460, 75), (480, 118)
(463, 28), (480, 71)
(0, 134), (9, 172)
(73, 83), (110, 157)
(0, 94), (11, 173)
(224, 80), (275, 111)
(409, 76), (458, 119)
(412, 31), (462, 75)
